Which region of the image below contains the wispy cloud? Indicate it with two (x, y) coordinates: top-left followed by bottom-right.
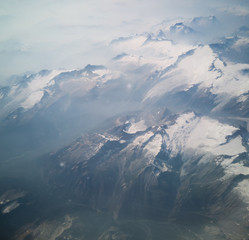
(220, 5), (249, 16)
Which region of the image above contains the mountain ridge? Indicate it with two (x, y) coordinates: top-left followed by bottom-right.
(0, 15), (249, 239)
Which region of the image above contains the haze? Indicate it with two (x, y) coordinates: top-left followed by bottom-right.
(0, 0), (249, 83)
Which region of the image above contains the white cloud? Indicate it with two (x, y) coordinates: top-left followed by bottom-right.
(220, 5), (249, 16)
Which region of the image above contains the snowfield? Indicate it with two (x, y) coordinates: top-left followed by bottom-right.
(162, 112), (246, 156)
(144, 45), (249, 110)
(124, 120), (147, 134)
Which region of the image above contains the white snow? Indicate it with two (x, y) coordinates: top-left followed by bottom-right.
(132, 131), (154, 146)
(218, 155), (236, 167)
(25, 70), (60, 92)
(98, 134), (120, 142)
(121, 131), (162, 169)
(143, 44), (249, 107)
(164, 112), (246, 156)
(93, 69), (121, 83)
(164, 112), (248, 201)
(164, 112), (199, 155)
(213, 136), (246, 156)
(8, 85), (18, 96)
(223, 161), (249, 179)
(125, 120), (147, 134)
(166, 113), (248, 201)
(59, 68), (120, 97)
(112, 34), (194, 71)
(21, 90), (44, 109)
(92, 68), (109, 76)
(218, 154), (249, 180)
(233, 179), (249, 205)
(143, 134), (162, 163)
(5, 66), (119, 113)
(47, 80), (55, 87)
(210, 61), (249, 110)
(186, 117), (242, 155)
(237, 95), (248, 103)
(144, 46), (217, 100)
(4, 70), (64, 112)
(101, 71), (121, 82)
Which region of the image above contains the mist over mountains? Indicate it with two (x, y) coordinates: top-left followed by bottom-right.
(0, 12), (249, 240)
(1, 0), (249, 81)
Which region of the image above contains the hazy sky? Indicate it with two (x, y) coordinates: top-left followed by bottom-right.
(0, 0), (249, 83)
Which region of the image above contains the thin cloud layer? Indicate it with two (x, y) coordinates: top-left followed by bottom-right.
(220, 5), (249, 16)
(0, 0), (249, 83)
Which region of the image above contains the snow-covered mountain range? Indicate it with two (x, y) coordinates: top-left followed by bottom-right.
(1, 17), (249, 121)
(1, 16), (249, 239)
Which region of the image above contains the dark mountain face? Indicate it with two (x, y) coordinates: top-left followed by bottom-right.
(37, 110), (249, 239)
(0, 17), (249, 240)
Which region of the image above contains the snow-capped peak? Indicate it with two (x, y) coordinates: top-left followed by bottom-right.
(164, 112), (246, 156)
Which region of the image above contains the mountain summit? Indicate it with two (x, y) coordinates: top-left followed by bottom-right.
(1, 16), (249, 240)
